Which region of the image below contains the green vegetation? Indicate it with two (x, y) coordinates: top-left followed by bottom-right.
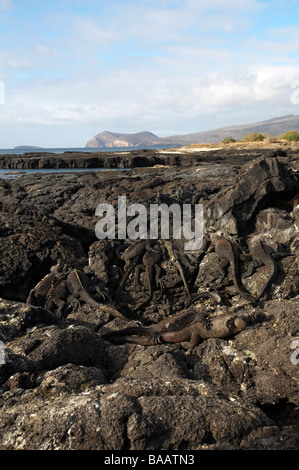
(279, 130), (299, 141)
(204, 129), (299, 145)
(242, 133), (266, 142)
(222, 136), (236, 144)
(241, 129), (299, 142)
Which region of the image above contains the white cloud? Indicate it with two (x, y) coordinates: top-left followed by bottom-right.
(3, 63), (298, 132)
(0, 50), (36, 75)
(0, 0), (12, 10)
(34, 44), (60, 58)
(69, 0), (265, 53)
(1, 0), (299, 147)
(73, 19), (118, 47)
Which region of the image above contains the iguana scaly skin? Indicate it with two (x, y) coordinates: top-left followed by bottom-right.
(102, 307), (255, 353)
(242, 239), (277, 300)
(67, 269), (127, 319)
(215, 237), (256, 304)
(26, 260), (65, 307)
(162, 241), (193, 299)
(102, 305), (211, 346)
(133, 244), (164, 310)
(115, 240), (150, 303)
(120, 240), (150, 269)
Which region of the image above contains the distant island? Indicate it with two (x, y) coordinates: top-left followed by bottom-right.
(14, 145), (44, 150)
(85, 114), (299, 148)
(85, 131), (161, 148)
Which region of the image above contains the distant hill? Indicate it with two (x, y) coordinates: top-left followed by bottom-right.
(85, 131), (161, 148)
(85, 115), (299, 148)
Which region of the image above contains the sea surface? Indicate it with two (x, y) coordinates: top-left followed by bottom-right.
(0, 145), (172, 155)
(0, 168), (130, 179)
(0, 144), (174, 179)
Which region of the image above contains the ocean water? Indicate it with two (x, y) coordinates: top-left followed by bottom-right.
(0, 144), (174, 179)
(0, 145), (172, 155)
(0, 167), (130, 179)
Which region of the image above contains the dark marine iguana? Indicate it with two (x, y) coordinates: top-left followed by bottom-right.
(114, 240), (150, 304)
(102, 306), (256, 352)
(115, 239), (203, 307)
(242, 239), (277, 301)
(26, 260), (66, 308)
(27, 264), (127, 320)
(119, 239), (150, 269)
(242, 238), (293, 300)
(162, 240), (195, 299)
(213, 237), (257, 304)
(65, 268), (128, 319)
(133, 243), (165, 310)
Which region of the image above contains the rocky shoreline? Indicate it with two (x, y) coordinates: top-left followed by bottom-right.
(0, 143), (296, 170)
(0, 144), (298, 450)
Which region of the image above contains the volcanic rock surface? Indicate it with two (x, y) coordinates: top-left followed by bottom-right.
(0, 144), (298, 450)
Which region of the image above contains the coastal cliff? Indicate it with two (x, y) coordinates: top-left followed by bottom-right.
(1, 142), (299, 171)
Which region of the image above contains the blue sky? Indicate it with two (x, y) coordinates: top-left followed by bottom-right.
(0, 0), (299, 148)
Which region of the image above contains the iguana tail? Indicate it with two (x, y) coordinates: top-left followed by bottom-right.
(232, 277), (257, 304)
(79, 289), (128, 320)
(102, 325), (150, 339)
(230, 257), (256, 303)
(115, 258), (140, 302)
(256, 264), (277, 301)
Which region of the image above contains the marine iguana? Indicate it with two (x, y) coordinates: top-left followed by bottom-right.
(214, 237), (256, 304)
(242, 239), (277, 300)
(133, 243), (165, 310)
(27, 264), (127, 320)
(114, 240), (150, 304)
(102, 307), (256, 352)
(242, 238), (293, 300)
(120, 240), (150, 269)
(66, 269), (127, 319)
(115, 239), (200, 308)
(162, 240), (195, 299)
(26, 260), (66, 308)
(102, 305), (211, 344)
